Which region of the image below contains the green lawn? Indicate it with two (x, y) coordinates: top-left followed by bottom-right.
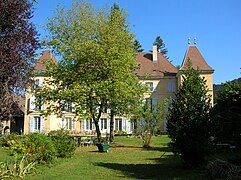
(2, 135), (206, 180)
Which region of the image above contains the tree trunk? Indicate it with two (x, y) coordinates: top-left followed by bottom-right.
(93, 119), (101, 142)
(109, 110), (114, 143)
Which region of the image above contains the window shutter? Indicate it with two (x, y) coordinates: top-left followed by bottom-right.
(107, 118), (110, 130)
(152, 98), (157, 112)
(61, 118), (65, 129)
(27, 98), (30, 112)
(29, 96), (36, 111)
(172, 81), (176, 92)
(29, 116), (34, 132)
(72, 119), (76, 130)
(40, 116), (44, 133)
(39, 78), (43, 87)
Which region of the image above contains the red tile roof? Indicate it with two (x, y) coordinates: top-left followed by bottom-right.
(135, 52), (178, 77)
(35, 50), (57, 70)
(180, 45), (214, 71)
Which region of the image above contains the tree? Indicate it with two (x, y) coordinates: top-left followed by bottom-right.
(133, 39), (144, 52)
(213, 81), (241, 147)
(36, 1), (144, 142)
(0, 0), (39, 123)
(105, 3), (146, 143)
(153, 36), (168, 59)
(167, 60), (213, 167)
(134, 99), (169, 148)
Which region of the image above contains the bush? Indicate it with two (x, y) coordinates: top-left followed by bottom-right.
(10, 133), (57, 164)
(0, 133), (21, 147)
(48, 130), (76, 158)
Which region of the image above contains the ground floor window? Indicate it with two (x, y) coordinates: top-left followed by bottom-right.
(83, 119), (95, 131)
(100, 118), (107, 130)
(62, 117), (76, 130)
(115, 118), (122, 131)
(30, 116), (44, 132)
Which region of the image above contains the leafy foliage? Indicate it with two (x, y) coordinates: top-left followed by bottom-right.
(0, 133), (21, 147)
(36, 1), (144, 141)
(9, 133), (57, 164)
(167, 60), (213, 166)
(48, 130), (76, 158)
(0, 0), (39, 122)
(213, 81), (241, 147)
(134, 99), (169, 148)
(0, 155), (36, 179)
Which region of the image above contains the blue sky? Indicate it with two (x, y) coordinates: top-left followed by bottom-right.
(32, 0), (241, 84)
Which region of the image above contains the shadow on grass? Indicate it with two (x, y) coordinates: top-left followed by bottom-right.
(111, 144), (143, 149)
(94, 156), (206, 180)
(143, 146), (172, 153)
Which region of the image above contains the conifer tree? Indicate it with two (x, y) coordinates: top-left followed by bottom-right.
(167, 60), (213, 166)
(153, 36), (168, 59)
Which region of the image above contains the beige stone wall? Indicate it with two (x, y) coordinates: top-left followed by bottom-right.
(139, 77), (177, 101)
(177, 72), (214, 105)
(24, 76), (82, 134)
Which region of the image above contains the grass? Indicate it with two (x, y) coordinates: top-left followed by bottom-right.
(1, 135), (206, 180)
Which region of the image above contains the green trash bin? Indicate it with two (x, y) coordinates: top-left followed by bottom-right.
(96, 143), (110, 152)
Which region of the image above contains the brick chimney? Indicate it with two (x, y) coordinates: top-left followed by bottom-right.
(153, 45), (158, 62)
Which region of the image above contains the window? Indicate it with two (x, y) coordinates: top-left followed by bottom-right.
(115, 118), (122, 131)
(62, 102), (74, 112)
(28, 96), (44, 112)
(30, 116), (44, 132)
(146, 98), (157, 112)
(62, 117), (76, 130)
(130, 122), (135, 131)
(34, 117), (41, 131)
(167, 80), (176, 92)
(145, 82), (154, 92)
(100, 118), (107, 130)
(32, 78), (43, 89)
(84, 119), (94, 130)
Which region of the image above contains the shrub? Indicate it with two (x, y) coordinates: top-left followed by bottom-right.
(0, 133), (21, 147)
(10, 133), (57, 164)
(48, 130), (76, 158)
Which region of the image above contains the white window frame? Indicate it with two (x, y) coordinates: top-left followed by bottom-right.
(29, 116), (44, 132)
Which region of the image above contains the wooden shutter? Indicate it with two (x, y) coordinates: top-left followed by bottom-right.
(29, 96), (36, 111)
(40, 116), (44, 133)
(72, 103), (75, 112)
(72, 119), (76, 130)
(29, 116), (34, 132)
(39, 78), (43, 87)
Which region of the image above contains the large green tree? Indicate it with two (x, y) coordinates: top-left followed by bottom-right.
(213, 81), (241, 147)
(36, 1), (144, 141)
(105, 3), (146, 143)
(167, 60), (213, 167)
(0, 0), (39, 123)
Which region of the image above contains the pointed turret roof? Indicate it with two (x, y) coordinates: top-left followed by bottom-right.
(180, 45), (214, 72)
(35, 50), (57, 70)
